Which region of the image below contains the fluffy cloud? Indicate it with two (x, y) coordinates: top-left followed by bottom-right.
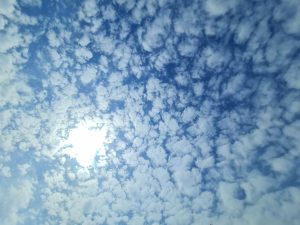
(0, 0), (16, 18)
(0, 180), (34, 225)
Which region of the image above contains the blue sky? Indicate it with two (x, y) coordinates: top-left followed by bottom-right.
(1, 0), (300, 224)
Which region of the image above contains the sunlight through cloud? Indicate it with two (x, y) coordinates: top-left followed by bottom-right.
(62, 121), (107, 167)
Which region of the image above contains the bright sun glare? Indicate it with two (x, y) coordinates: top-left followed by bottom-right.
(62, 121), (107, 167)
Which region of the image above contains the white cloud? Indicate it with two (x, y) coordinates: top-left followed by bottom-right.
(0, 165), (11, 177)
(96, 84), (109, 111)
(192, 191), (214, 211)
(234, 19), (254, 44)
(222, 73), (245, 96)
(173, 168), (201, 197)
(0, 80), (33, 107)
(49, 48), (62, 68)
(0, 15), (8, 30)
(175, 74), (188, 86)
(178, 37), (199, 57)
(0, 180), (34, 225)
(181, 107), (196, 123)
(102, 5), (116, 21)
(241, 187), (300, 225)
(128, 215), (145, 225)
(75, 47), (93, 63)
(147, 146), (167, 166)
(94, 34), (116, 54)
(18, 164), (31, 176)
(165, 208), (192, 225)
(79, 65), (98, 84)
(47, 31), (60, 47)
(273, 0), (300, 36)
(0, 26), (22, 53)
(202, 47), (229, 71)
(0, 53), (17, 84)
(284, 62), (300, 89)
(166, 137), (194, 156)
(82, 0), (98, 17)
(138, 10), (171, 51)
(159, 113), (179, 135)
(218, 181), (244, 215)
(269, 156), (294, 174)
(204, 0), (238, 16)
(78, 34), (90, 47)
(193, 82), (204, 96)
(196, 155), (215, 170)
(0, 0), (16, 18)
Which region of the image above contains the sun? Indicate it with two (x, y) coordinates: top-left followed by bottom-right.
(62, 121), (107, 167)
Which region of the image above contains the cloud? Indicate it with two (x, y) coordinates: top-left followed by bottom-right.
(78, 34), (90, 47)
(0, 0), (300, 224)
(138, 10), (171, 51)
(0, 0), (16, 18)
(0, 53), (17, 84)
(181, 107), (196, 123)
(192, 191), (214, 211)
(147, 146), (167, 166)
(47, 31), (60, 47)
(284, 61), (300, 89)
(0, 165), (11, 177)
(0, 26), (23, 53)
(0, 180), (34, 225)
(0, 80), (33, 107)
(82, 0), (98, 18)
(204, 0), (239, 16)
(177, 37), (199, 57)
(218, 181), (244, 215)
(273, 0), (300, 36)
(75, 47), (93, 63)
(79, 65), (98, 85)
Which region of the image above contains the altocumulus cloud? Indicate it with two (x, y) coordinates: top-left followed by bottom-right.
(0, 0), (300, 225)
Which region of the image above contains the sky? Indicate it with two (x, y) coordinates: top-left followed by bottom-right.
(0, 0), (300, 224)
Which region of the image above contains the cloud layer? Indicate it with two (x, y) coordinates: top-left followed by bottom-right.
(0, 0), (300, 224)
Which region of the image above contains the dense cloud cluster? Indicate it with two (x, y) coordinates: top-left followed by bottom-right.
(0, 0), (300, 224)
